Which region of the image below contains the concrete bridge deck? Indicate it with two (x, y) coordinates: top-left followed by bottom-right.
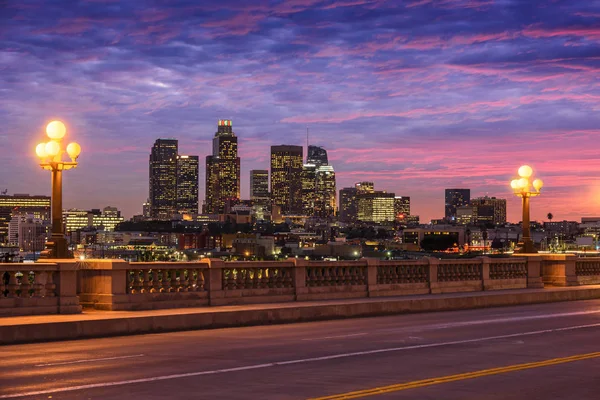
(2, 298), (600, 399)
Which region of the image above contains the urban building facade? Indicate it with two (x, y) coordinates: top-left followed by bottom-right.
(355, 182), (375, 194)
(0, 194), (50, 242)
(271, 145), (303, 215)
(8, 214), (47, 252)
(339, 187), (358, 223)
(315, 165), (336, 218)
(357, 191), (395, 223)
(149, 139), (178, 219)
(205, 120), (241, 214)
(250, 170), (269, 206)
(176, 155), (199, 214)
(471, 196), (507, 225)
(445, 188), (470, 222)
(301, 163), (317, 215)
(394, 196), (411, 222)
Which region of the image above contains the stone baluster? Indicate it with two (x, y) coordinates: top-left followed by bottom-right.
(169, 269), (179, 292)
(142, 270), (151, 293)
(160, 270), (170, 293)
(151, 269), (160, 293)
(179, 269), (189, 292)
(20, 271), (32, 298)
(0, 272), (6, 297)
(45, 271), (56, 297)
(7, 271), (19, 298)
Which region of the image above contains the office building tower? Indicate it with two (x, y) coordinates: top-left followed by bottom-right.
(271, 145), (303, 215)
(307, 145), (328, 166)
(301, 163), (317, 215)
(357, 191), (395, 223)
(250, 170), (269, 206)
(315, 165), (336, 218)
(149, 139), (178, 220)
(471, 196), (507, 225)
(63, 207), (124, 233)
(339, 187), (358, 223)
(394, 196), (411, 222)
(205, 120), (241, 214)
(355, 182), (375, 194)
(177, 155), (199, 214)
(0, 194), (50, 242)
(445, 189), (470, 222)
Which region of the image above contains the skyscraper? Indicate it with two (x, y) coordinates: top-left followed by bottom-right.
(149, 139), (178, 220)
(205, 120), (241, 214)
(307, 145), (328, 166)
(301, 163), (317, 215)
(315, 165), (336, 218)
(271, 145), (303, 215)
(339, 187), (358, 223)
(177, 155), (199, 214)
(355, 182), (375, 194)
(394, 196), (411, 222)
(445, 189), (470, 222)
(250, 170), (269, 206)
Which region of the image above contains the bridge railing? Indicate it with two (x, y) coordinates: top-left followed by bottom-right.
(3, 253), (597, 316)
(0, 261), (80, 316)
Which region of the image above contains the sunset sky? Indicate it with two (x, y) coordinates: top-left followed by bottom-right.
(2, 0), (599, 222)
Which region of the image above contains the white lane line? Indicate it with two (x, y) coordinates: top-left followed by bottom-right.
(302, 333), (367, 341)
(379, 310), (600, 334)
(3, 322), (600, 399)
(34, 354), (145, 367)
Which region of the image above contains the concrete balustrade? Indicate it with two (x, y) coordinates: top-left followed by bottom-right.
(2, 255), (600, 317)
(0, 261), (80, 316)
(575, 257), (600, 285)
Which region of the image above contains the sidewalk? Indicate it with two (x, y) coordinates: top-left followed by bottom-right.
(2, 285), (600, 345)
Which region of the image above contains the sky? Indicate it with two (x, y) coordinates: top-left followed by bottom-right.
(1, 0), (599, 223)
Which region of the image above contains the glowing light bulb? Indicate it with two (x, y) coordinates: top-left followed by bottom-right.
(518, 165), (533, 178)
(45, 140), (60, 157)
(533, 179), (544, 192)
(46, 121), (66, 140)
(67, 142), (81, 160)
(35, 143), (47, 159)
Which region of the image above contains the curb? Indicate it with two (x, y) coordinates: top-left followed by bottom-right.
(2, 287), (600, 345)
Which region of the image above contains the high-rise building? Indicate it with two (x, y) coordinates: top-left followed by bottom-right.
(301, 163), (317, 215)
(149, 139), (178, 220)
(394, 196), (411, 222)
(271, 145), (303, 215)
(471, 196), (507, 225)
(250, 170), (269, 206)
(177, 155), (199, 214)
(445, 189), (470, 222)
(0, 194), (50, 242)
(205, 120), (241, 214)
(315, 165), (336, 218)
(307, 145), (328, 166)
(357, 191), (395, 223)
(355, 182), (375, 194)
(339, 187), (358, 223)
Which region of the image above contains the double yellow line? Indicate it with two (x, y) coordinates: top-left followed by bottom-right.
(309, 351), (600, 399)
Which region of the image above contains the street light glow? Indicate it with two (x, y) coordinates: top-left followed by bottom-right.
(44, 140), (60, 157)
(35, 143), (48, 159)
(46, 120), (66, 140)
(518, 165), (533, 178)
(67, 142), (82, 160)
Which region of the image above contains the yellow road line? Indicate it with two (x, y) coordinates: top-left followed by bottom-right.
(308, 351), (600, 400)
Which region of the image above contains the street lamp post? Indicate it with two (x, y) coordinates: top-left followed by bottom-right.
(510, 165), (543, 254)
(35, 121), (81, 259)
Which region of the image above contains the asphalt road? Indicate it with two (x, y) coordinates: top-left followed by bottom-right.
(2, 300), (600, 399)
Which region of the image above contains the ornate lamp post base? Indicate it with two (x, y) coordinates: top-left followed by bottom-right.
(39, 235), (70, 259)
(514, 239), (536, 254)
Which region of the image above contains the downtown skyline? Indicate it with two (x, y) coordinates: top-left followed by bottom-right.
(2, 0), (600, 222)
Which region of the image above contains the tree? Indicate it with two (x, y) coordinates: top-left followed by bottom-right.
(547, 213), (553, 222)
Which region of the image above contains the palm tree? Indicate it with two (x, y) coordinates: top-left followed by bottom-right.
(547, 213), (553, 222)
